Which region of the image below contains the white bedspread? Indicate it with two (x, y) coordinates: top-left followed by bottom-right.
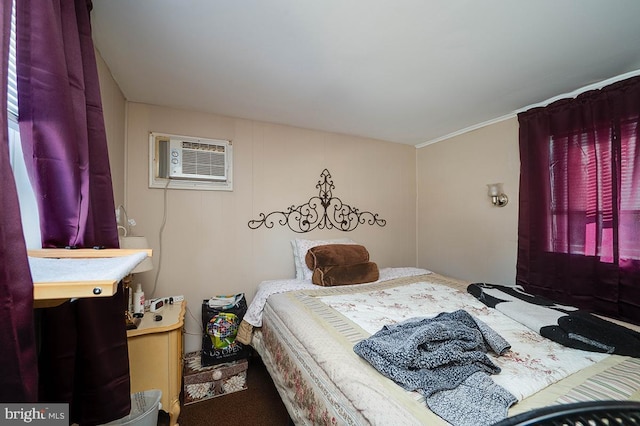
(254, 272), (637, 426)
(319, 280), (609, 401)
(243, 267), (431, 327)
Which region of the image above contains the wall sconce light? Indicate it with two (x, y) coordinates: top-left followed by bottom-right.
(487, 183), (508, 207)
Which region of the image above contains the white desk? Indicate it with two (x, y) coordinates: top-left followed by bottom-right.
(28, 248), (151, 308)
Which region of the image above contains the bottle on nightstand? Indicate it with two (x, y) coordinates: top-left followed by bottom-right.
(133, 283), (145, 318)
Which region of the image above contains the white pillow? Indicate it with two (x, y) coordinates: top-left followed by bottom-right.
(292, 238), (356, 281)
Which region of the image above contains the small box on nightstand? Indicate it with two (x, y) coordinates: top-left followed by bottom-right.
(182, 351), (248, 405)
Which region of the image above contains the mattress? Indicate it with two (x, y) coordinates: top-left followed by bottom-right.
(247, 271), (640, 425)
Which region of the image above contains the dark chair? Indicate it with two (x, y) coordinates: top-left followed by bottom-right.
(492, 400), (640, 426)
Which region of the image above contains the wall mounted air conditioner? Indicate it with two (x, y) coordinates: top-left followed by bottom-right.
(149, 132), (233, 191)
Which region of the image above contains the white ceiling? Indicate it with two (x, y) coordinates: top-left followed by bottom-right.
(91, 1), (640, 146)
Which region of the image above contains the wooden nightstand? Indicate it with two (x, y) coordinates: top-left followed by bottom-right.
(127, 301), (185, 426)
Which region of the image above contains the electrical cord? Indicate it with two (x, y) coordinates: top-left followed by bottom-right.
(184, 305), (205, 336)
(150, 179), (170, 298)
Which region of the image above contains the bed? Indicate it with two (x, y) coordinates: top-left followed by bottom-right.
(237, 242), (640, 426)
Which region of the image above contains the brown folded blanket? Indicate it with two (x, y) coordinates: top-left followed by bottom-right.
(312, 262), (379, 286)
(305, 244), (370, 269)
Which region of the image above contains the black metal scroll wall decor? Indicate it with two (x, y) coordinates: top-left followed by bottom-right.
(248, 169), (386, 233)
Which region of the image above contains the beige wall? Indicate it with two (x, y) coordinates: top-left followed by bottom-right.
(97, 48), (521, 353)
(95, 49), (126, 207)
(416, 117), (520, 284)
(123, 103), (416, 352)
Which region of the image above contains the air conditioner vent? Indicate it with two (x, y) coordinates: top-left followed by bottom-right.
(149, 132), (233, 191)
(181, 149), (225, 177)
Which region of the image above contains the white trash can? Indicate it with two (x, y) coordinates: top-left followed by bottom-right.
(102, 390), (162, 426)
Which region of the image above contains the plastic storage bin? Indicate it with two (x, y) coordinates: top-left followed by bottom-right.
(102, 390), (162, 426)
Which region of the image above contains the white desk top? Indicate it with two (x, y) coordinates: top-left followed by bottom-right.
(27, 248), (151, 306)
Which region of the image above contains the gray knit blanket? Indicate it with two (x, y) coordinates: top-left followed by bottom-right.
(353, 309), (516, 426)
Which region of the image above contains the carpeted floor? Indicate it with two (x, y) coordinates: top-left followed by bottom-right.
(159, 353), (291, 426)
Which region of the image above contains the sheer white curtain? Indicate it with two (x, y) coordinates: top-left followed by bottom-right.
(7, 119), (40, 248)
(6, 0), (39, 248)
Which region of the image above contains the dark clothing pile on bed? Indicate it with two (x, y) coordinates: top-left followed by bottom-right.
(354, 309), (516, 426)
(467, 283), (640, 358)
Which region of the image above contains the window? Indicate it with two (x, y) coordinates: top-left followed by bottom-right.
(517, 75), (640, 322)
(548, 118), (639, 263)
(6, 0), (41, 249)
(7, 0), (17, 120)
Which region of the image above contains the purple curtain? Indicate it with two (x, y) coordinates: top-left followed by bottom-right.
(517, 76), (640, 324)
(16, 0), (130, 423)
(0, 0), (37, 403)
